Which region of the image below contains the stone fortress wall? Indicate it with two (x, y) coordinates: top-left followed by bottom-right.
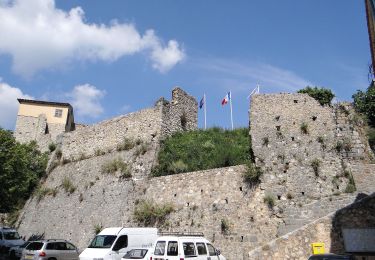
(16, 90), (374, 260)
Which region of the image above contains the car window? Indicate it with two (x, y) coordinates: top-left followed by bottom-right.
(123, 249), (148, 259)
(26, 242), (44, 251)
(167, 241), (178, 256)
(196, 242), (207, 255)
(66, 243), (76, 250)
(154, 241), (166, 256)
(88, 235), (117, 248)
(206, 243), (216, 256)
(112, 235), (128, 251)
(3, 231), (21, 240)
(46, 242), (56, 250)
(183, 242), (196, 256)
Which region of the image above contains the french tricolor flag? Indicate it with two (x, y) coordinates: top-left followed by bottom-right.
(221, 91), (231, 105)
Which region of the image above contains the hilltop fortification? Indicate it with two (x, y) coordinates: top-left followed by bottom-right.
(15, 89), (374, 260)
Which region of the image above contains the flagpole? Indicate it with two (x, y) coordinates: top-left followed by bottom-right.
(229, 91), (233, 130)
(204, 93), (207, 130)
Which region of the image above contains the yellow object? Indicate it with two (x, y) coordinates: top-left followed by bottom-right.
(311, 243), (325, 254)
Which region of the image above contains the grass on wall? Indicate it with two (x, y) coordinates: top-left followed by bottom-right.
(152, 127), (253, 177)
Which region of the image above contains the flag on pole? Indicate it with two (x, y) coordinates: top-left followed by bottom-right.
(221, 92), (231, 105)
(199, 97), (205, 109)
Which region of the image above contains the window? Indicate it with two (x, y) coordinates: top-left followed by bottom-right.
(54, 109), (63, 118)
(47, 242), (66, 250)
(88, 235), (117, 248)
(66, 243), (76, 250)
(207, 243), (216, 256)
(167, 241), (178, 256)
(3, 231), (20, 240)
(112, 235), (128, 251)
(183, 242), (196, 256)
(196, 242), (207, 255)
(154, 241), (166, 256)
(26, 242), (44, 251)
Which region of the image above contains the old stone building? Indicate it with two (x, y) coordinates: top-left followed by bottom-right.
(14, 99), (75, 151)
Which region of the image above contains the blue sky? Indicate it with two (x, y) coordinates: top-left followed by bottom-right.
(0, 0), (371, 130)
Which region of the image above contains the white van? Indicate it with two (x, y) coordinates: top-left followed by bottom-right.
(151, 232), (226, 260)
(79, 227), (158, 260)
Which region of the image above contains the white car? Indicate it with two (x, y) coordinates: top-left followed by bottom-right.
(9, 241), (31, 259)
(79, 227), (158, 260)
(151, 233), (226, 260)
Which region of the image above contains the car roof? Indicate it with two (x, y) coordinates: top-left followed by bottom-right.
(156, 236), (209, 242)
(30, 239), (69, 243)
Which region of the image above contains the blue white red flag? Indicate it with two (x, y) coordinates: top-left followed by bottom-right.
(221, 91), (231, 105)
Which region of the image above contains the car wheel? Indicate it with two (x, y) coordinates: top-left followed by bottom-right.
(9, 250), (17, 260)
(48, 258), (57, 260)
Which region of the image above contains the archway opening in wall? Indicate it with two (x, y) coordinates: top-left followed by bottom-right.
(45, 124), (49, 134)
(180, 112), (187, 131)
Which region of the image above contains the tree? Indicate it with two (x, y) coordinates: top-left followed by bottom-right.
(0, 128), (48, 212)
(352, 83), (375, 127)
(298, 86), (335, 106)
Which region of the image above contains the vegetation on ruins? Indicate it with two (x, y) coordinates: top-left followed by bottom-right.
(152, 127), (253, 176)
(101, 158), (130, 177)
(352, 84), (375, 152)
(297, 86), (335, 106)
(263, 194), (275, 208)
(133, 200), (174, 226)
(61, 177), (76, 194)
(0, 128), (48, 213)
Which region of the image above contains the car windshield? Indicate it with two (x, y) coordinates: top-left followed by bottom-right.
(3, 231), (21, 240)
(21, 242), (30, 248)
(123, 249), (148, 259)
(88, 235), (117, 248)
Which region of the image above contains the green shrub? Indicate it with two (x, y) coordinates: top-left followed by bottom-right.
(93, 223), (103, 235)
(133, 200), (174, 226)
(344, 171), (356, 193)
(262, 137), (269, 146)
(367, 127), (375, 153)
(168, 160), (188, 174)
(35, 187), (54, 201)
(335, 141), (343, 153)
(101, 158), (129, 175)
(153, 127), (252, 176)
(352, 83), (375, 127)
(298, 86), (335, 106)
(48, 143), (56, 152)
(311, 159), (321, 176)
(95, 149), (105, 156)
(61, 177), (76, 194)
(220, 218), (230, 234)
(300, 122), (309, 135)
(263, 194), (275, 208)
(117, 138), (135, 151)
(243, 162), (262, 183)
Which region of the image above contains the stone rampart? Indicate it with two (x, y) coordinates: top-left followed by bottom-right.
(59, 107), (162, 160)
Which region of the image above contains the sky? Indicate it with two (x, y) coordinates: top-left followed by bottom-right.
(0, 0), (371, 130)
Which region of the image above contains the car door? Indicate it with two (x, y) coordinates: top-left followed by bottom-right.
(195, 242), (209, 260)
(111, 235), (128, 260)
(65, 242), (79, 260)
(206, 243), (219, 260)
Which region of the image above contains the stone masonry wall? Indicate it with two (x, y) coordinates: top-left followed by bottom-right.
(247, 193), (375, 260)
(159, 87), (198, 138)
(59, 107), (163, 161)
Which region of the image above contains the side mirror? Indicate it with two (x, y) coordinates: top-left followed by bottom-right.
(216, 249), (221, 255)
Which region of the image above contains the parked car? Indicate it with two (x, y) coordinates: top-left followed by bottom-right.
(21, 239), (79, 260)
(308, 254), (355, 260)
(9, 241), (31, 259)
(151, 232), (226, 260)
(79, 227), (158, 260)
(121, 248), (152, 259)
(0, 227), (25, 254)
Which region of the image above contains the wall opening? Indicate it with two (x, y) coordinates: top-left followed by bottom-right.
(276, 126), (281, 131)
(301, 192), (305, 196)
(241, 236), (244, 242)
(275, 116), (280, 121)
(239, 187), (243, 191)
(180, 112), (187, 130)
(44, 124), (49, 134)
(291, 137), (295, 141)
(312, 116), (317, 121)
(294, 100), (298, 103)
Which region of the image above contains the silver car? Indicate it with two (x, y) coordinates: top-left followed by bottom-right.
(21, 239), (79, 260)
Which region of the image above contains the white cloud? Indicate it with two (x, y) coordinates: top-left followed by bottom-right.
(0, 0), (185, 77)
(0, 81), (33, 129)
(196, 58), (312, 92)
(68, 84), (105, 118)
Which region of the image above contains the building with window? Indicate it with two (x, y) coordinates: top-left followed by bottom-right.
(14, 99), (75, 150)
